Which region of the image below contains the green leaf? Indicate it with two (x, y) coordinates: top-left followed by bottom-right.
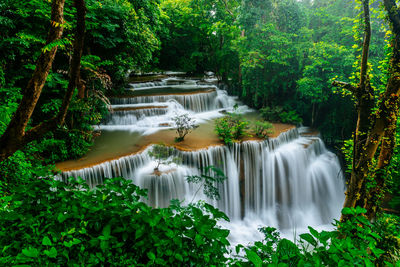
(355, 206), (367, 214)
(57, 213), (67, 223)
(371, 247), (385, 257)
(44, 247), (57, 258)
(245, 249), (262, 267)
(308, 227), (319, 238)
(195, 234), (204, 246)
(147, 252), (156, 261)
(300, 233), (317, 246)
(63, 240), (75, 248)
(100, 240), (108, 251)
(22, 247), (39, 258)
(175, 253), (183, 261)
(42, 236), (52, 246)
(102, 224), (111, 238)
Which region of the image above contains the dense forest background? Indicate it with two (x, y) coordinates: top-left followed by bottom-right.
(0, 0), (400, 265)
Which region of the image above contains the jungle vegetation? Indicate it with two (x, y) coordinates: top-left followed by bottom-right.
(0, 0), (399, 265)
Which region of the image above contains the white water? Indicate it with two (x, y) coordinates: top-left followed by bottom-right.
(62, 76), (345, 246)
(102, 78), (246, 134)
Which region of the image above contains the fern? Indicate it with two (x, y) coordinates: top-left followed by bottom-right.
(42, 38), (71, 52)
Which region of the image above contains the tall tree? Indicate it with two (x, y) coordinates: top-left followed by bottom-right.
(0, 0), (86, 163)
(333, 0), (400, 219)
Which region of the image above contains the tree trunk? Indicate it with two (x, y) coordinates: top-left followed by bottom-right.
(0, 0), (66, 162)
(365, 117), (397, 220)
(360, 1), (400, 219)
(77, 73), (86, 99)
(0, 0), (87, 163)
(24, 0), (86, 143)
(341, 0), (374, 217)
(335, 0), (400, 220)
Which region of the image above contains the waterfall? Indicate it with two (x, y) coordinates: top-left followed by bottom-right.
(60, 128), (344, 232)
(104, 109), (168, 125)
(60, 76), (345, 245)
(110, 90), (223, 113)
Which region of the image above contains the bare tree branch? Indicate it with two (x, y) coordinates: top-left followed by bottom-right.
(331, 80), (357, 93)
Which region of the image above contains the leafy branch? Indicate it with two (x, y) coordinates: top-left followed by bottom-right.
(187, 166), (227, 202)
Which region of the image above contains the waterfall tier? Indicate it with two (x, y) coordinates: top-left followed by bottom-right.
(60, 128), (344, 231)
(110, 90), (228, 113)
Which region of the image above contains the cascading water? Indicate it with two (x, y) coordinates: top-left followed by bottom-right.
(111, 90), (222, 112)
(60, 76), (345, 245)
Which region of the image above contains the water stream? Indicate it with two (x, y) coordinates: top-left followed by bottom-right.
(59, 76), (345, 245)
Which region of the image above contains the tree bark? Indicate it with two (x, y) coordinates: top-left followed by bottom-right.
(340, 0), (374, 216)
(0, 0), (87, 163)
(77, 73), (86, 99)
(362, 0), (400, 218)
(364, 116), (397, 219)
(336, 0), (400, 220)
(0, 0), (66, 162)
(25, 0), (86, 143)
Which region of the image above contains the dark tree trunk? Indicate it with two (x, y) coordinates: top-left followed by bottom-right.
(0, 0), (66, 162)
(340, 0), (374, 216)
(0, 0), (87, 163)
(333, 0), (400, 221)
(25, 0), (86, 142)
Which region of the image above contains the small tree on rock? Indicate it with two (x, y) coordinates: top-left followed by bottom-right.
(148, 143), (180, 176)
(172, 113), (199, 142)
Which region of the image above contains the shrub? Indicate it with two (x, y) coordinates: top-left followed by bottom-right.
(260, 106), (303, 124)
(215, 116), (234, 145)
(260, 106), (283, 122)
(279, 110), (303, 124)
(253, 121), (274, 139)
(172, 113), (199, 142)
(215, 113), (250, 145)
(235, 207), (400, 266)
(0, 177), (231, 266)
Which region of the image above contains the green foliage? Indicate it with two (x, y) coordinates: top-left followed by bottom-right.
(341, 139), (354, 176)
(253, 121), (274, 139)
(158, 0), (240, 75)
(215, 112), (250, 145)
(157, 0), (363, 139)
(31, 96), (106, 164)
(0, 177), (231, 266)
(186, 166), (227, 200)
(172, 113), (199, 142)
(235, 208), (400, 266)
(0, 150), (51, 193)
(148, 143), (180, 173)
(260, 106), (303, 124)
(279, 110), (303, 125)
(0, 0), (162, 169)
(86, 0), (162, 84)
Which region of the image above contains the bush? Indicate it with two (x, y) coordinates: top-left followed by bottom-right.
(253, 121), (274, 139)
(260, 106), (303, 124)
(215, 113), (250, 145)
(235, 207), (400, 266)
(0, 177), (231, 266)
(280, 110), (303, 124)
